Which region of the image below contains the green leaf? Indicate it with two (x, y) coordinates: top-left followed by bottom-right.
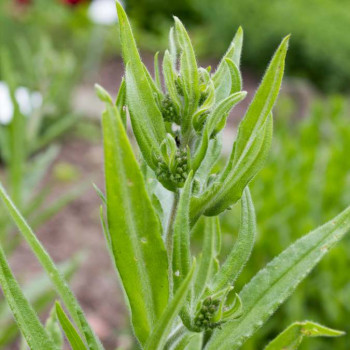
(190, 36), (289, 221)
(45, 306), (64, 348)
(102, 101), (169, 345)
(56, 302), (87, 350)
(169, 26), (177, 67)
(0, 246), (57, 350)
(116, 2), (166, 168)
(0, 183), (103, 350)
(210, 188), (256, 294)
(212, 27), (243, 102)
(30, 184), (85, 229)
(145, 262), (196, 350)
(225, 58), (242, 95)
(0, 51), (26, 206)
(264, 321), (344, 350)
(115, 78), (127, 127)
(233, 35), (289, 162)
(163, 50), (181, 113)
(174, 17), (200, 132)
(191, 113), (273, 222)
(0, 257), (80, 347)
(154, 52), (162, 90)
(173, 334), (198, 350)
(192, 91), (247, 172)
(173, 172), (193, 294)
(194, 217), (221, 300)
(206, 204), (350, 349)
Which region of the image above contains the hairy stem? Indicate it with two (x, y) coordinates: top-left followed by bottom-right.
(166, 190), (180, 297)
(164, 324), (187, 349)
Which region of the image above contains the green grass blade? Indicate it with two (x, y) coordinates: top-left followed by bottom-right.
(0, 257), (79, 346)
(30, 184), (85, 229)
(0, 182), (103, 350)
(264, 321), (344, 350)
(0, 246), (57, 350)
(206, 204), (350, 349)
(45, 306), (64, 348)
(1, 51), (26, 206)
(210, 188), (256, 293)
(145, 262), (196, 350)
(56, 302), (88, 350)
(102, 100), (169, 345)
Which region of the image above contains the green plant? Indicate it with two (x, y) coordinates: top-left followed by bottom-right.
(1, 5), (350, 350)
(225, 94), (350, 350)
(0, 37), (79, 155)
(0, 36), (83, 348)
(0, 49), (82, 253)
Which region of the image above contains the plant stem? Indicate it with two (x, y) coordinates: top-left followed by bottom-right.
(164, 325), (187, 349)
(166, 190), (180, 297)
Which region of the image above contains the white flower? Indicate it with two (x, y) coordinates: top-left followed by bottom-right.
(88, 0), (123, 26)
(0, 81), (43, 125)
(0, 82), (14, 124)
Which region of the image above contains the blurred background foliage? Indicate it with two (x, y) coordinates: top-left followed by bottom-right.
(1, 0), (350, 349)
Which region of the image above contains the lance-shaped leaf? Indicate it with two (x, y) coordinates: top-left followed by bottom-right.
(190, 36), (289, 221)
(0, 255), (80, 346)
(206, 204), (350, 349)
(173, 172), (193, 294)
(212, 27), (243, 102)
(174, 17), (200, 132)
(233, 35), (289, 162)
(210, 188), (255, 294)
(116, 78), (127, 126)
(226, 59), (242, 95)
(102, 100), (169, 345)
(163, 50), (182, 113)
(264, 321), (344, 350)
(154, 52), (162, 90)
(0, 246), (57, 350)
(0, 183), (103, 350)
(56, 302), (87, 350)
(169, 27), (177, 67)
(191, 113), (273, 222)
(116, 2), (166, 169)
(145, 262), (196, 350)
(45, 306), (63, 348)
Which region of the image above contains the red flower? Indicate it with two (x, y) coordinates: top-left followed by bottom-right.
(62, 0), (86, 5)
(15, 0), (31, 4)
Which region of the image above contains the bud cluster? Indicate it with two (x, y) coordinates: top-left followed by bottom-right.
(175, 76), (184, 96)
(199, 90), (209, 106)
(194, 297), (222, 330)
(161, 94), (181, 124)
(155, 149), (188, 189)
